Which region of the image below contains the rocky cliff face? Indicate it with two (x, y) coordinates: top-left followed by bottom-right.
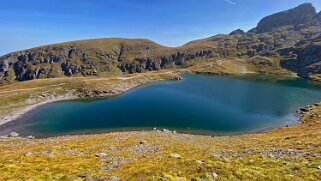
(254, 3), (317, 33)
(280, 40), (321, 79)
(1, 3), (321, 85)
(0, 38), (214, 84)
(316, 11), (321, 22)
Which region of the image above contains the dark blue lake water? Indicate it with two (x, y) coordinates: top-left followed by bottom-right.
(2, 74), (321, 137)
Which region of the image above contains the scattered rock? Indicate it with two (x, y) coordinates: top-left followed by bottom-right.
(161, 129), (177, 134)
(162, 129), (169, 132)
(26, 135), (35, 139)
(24, 152), (33, 156)
(317, 165), (321, 170)
(211, 172), (218, 178)
(212, 153), (222, 159)
(139, 140), (147, 145)
(108, 176), (120, 181)
(212, 153), (229, 161)
(77, 153), (85, 157)
(43, 150), (54, 156)
(196, 160), (204, 164)
(8, 132), (19, 137)
(170, 153), (182, 159)
(78, 173), (91, 178)
(52, 176), (60, 179)
(173, 76), (182, 80)
(96, 152), (107, 158)
(0, 136), (8, 139)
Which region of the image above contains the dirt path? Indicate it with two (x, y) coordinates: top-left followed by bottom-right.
(0, 83), (67, 94)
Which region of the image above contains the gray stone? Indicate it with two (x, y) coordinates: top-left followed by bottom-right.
(170, 153), (181, 159)
(79, 173), (91, 178)
(96, 152), (107, 158)
(52, 176), (60, 179)
(8, 132), (19, 137)
(24, 152), (33, 156)
(211, 172), (218, 178)
(26, 135), (35, 139)
(108, 176), (120, 181)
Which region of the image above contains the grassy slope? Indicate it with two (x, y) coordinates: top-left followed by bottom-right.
(0, 104), (320, 180)
(0, 71), (320, 180)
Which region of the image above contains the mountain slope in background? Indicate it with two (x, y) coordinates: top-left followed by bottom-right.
(1, 3), (321, 85)
(254, 3), (317, 33)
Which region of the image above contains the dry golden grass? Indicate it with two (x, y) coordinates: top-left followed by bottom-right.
(0, 104), (320, 180)
(0, 70), (320, 180)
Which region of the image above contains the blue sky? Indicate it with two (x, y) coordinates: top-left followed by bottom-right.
(0, 0), (320, 55)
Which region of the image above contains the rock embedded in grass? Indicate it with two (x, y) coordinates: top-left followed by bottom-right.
(8, 132), (19, 137)
(52, 176), (60, 180)
(211, 172), (218, 178)
(96, 152), (107, 158)
(170, 153), (182, 159)
(26, 135), (35, 139)
(109, 176), (120, 181)
(78, 173), (91, 178)
(24, 152), (33, 156)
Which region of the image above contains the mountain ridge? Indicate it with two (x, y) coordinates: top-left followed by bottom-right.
(253, 3), (317, 33)
(1, 3), (321, 84)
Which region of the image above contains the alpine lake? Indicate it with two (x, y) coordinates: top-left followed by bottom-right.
(2, 74), (321, 137)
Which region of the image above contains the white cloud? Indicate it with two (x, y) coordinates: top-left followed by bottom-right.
(224, 0), (236, 5)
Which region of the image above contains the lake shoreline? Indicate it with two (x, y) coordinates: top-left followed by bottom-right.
(0, 93), (79, 127)
(1, 73), (319, 138)
(0, 116), (301, 138)
(0, 71), (182, 127)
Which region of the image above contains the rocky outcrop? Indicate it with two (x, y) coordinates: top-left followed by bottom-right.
(254, 3), (317, 33)
(316, 11), (321, 22)
(280, 43), (321, 79)
(1, 3), (321, 84)
(229, 29), (245, 35)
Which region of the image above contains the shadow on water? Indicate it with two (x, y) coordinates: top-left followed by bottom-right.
(230, 74), (321, 90)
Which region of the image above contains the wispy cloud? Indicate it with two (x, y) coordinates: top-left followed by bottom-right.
(224, 0), (236, 5)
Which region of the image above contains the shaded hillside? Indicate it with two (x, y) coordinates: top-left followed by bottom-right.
(1, 3), (321, 85)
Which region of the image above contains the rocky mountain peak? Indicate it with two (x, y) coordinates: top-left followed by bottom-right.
(229, 29), (245, 35)
(317, 11), (321, 21)
(255, 3), (317, 33)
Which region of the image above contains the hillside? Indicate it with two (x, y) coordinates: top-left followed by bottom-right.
(1, 3), (321, 85)
(0, 102), (320, 180)
(0, 3), (321, 180)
